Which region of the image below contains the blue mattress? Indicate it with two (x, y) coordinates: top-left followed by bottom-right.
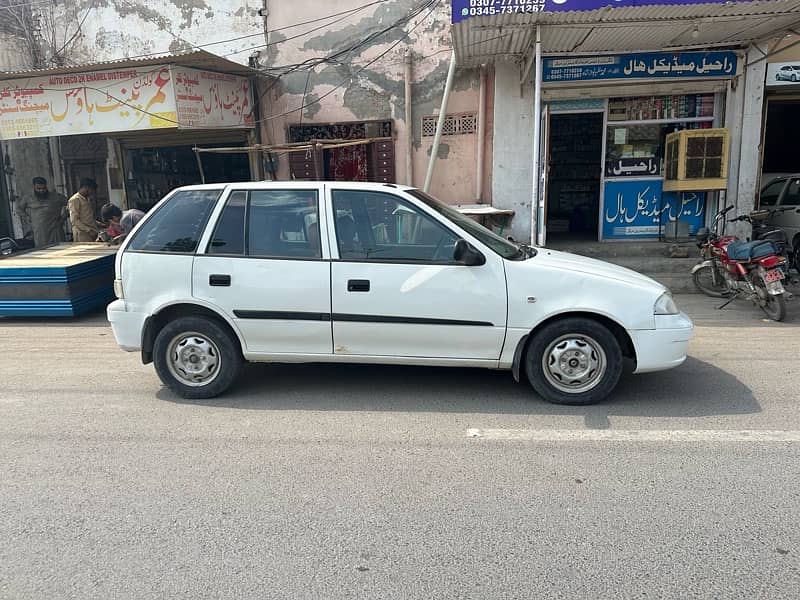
(0, 244), (117, 317)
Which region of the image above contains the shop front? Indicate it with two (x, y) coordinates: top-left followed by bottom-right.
(762, 55), (800, 187)
(450, 0), (800, 244)
(540, 50), (733, 242)
(0, 51), (262, 228)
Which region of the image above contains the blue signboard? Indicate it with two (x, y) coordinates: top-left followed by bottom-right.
(543, 52), (737, 82)
(603, 179), (706, 239)
(452, 0), (752, 24)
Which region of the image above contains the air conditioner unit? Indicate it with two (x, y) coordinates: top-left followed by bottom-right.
(663, 128), (729, 192)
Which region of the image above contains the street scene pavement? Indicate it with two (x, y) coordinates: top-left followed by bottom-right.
(1, 295), (799, 599)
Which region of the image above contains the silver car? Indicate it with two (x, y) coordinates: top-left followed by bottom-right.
(760, 175), (800, 255)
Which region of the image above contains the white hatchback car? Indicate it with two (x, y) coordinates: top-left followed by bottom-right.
(107, 182), (693, 405)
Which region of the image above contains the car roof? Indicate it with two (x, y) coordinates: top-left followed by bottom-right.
(173, 181), (417, 193)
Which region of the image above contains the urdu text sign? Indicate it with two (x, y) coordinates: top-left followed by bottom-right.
(543, 52), (737, 83)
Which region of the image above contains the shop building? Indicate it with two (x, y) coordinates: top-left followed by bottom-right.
(762, 37), (800, 186)
(0, 51), (268, 237)
(450, 0), (800, 245)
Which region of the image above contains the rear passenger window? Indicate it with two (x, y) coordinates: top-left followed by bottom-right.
(247, 190), (321, 259)
(127, 189), (220, 253)
(782, 179), (800, 207)
(208, 191), (246, 255)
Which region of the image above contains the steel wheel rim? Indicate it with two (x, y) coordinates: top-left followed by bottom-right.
(166, 331), (221, 387)
(542, 334), (607, 394)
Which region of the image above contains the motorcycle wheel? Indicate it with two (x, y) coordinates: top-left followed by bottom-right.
(693, 263), (731, 298)
(757, 279), (787, 322)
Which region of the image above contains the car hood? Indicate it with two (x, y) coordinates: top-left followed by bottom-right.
(530, 248), (667, 293)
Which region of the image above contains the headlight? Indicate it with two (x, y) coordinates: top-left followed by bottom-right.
(654, 293), (679, 315)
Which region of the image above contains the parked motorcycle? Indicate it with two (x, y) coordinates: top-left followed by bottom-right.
(0, 233), (35, 257)
(729, 208), (799, 276)
(692, 205), (788, 321)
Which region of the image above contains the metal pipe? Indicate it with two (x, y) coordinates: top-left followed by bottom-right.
(424, 50), (457, 193)
(476, 64), (487, 202)
(404, 49), (414, 186)
(531, 25), (543, 246)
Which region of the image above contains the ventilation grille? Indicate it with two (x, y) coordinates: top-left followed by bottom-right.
(422, 113), (477, 137)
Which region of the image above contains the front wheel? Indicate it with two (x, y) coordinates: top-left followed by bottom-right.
(525, 318), (623, 405)
(153, 316), (243, 399)
(693, 263), (730, 298)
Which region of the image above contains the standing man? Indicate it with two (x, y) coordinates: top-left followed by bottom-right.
(16, 177), (67, 247)
(68, 178), (99, 243)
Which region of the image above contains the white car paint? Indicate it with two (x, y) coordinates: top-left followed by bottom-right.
(107, 181), (692, 394)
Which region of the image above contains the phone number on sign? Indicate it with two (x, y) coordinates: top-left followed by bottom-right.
(464, 0), (546, 16)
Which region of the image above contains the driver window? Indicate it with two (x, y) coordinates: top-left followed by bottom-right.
(760, 179), (786, 207)
(332, 190), (458, 262)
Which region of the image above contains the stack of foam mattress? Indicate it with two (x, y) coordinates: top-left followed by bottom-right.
(0, 244), (117, 317)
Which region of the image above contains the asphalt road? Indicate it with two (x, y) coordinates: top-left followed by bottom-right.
(1, 295), (799, 599)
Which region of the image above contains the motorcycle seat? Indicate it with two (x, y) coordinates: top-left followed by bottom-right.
(726, 240), (776, 261)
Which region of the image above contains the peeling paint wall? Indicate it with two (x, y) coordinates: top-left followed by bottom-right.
(66, 0), (265, 64)
(264, 0), (490, 205)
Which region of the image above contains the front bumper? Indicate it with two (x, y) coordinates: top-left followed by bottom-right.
(106, 299), (147, 352)
(630, 312), (694, 374)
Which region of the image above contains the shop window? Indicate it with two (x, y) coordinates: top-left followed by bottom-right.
(763, 101), (800, 173)
(332, 190), (458, 262)
(422, 113), (477, 137)
(247, 190), (321, 259)
(127, 189), (220, 254)
(208, 191), (247, 255)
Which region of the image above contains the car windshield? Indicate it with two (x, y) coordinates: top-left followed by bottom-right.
(406, 189), (529, 260)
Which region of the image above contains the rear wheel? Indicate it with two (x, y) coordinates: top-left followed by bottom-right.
(525, 318), (623, 406)
(756, 278), (787, 322)
(693, 263), (730, 298)
(153, 316), (243, 399)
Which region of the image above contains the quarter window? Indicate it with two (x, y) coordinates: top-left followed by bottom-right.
(332, 190), (458, 262)
(247, 190), (321, 259)
(782, 179), (800, 207)
(127, 189), (220, 253)
(759, 180), (786, 207)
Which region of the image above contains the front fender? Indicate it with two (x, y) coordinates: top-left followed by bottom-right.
(691, 259), (716, 274)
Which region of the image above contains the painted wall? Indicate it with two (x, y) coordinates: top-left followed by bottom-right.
(263, 0), (489, 204)
(492, 61), (534, 242)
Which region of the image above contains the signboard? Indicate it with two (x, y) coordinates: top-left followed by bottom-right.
(173, 67), (253, 129)
(452, 0), (752, 23)
(602, 179), (706, 239)
(543, 51), (737, 83)
(0, 65), (254, 140)
(0, 67), (177, 140)
(605, 157), (660, 178)
(766, 62), (800, 87)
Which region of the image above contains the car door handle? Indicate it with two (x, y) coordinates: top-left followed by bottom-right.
(209, 274), (231, 287)
(347, 279), (370, 292)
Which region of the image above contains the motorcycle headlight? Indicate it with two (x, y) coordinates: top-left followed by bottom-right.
(654, 293), (679, 315)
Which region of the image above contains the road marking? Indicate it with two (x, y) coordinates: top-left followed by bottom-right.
(466, 429), (800, 442)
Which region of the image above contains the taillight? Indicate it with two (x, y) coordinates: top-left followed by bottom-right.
(113, 278), (124, 299)
(759, 255), (786, 270)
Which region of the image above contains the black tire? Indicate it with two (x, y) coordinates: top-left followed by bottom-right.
(692, 263), (730, 298)
(759, 286), (787, 322)
(153, 315), (243, 399)
(525, 318), (623, 406)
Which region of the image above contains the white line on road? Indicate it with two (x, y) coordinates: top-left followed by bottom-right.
(466, 429), (800, 442)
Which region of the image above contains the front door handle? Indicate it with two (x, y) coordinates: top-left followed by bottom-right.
(347, 279), (370, 292)
(209, 274), (231, 287)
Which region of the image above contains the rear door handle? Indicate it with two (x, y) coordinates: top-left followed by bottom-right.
(209, 274), (231, 287)
(347, 279), (370, 292)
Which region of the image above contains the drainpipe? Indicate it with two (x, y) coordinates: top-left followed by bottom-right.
(476, 64), (487, 202)
(531, 25), (543, 246)
(424, 50), (457, 193)
(404, 49), (414, 186)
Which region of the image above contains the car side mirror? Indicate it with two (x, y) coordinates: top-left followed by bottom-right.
(453, 239), (486, 266)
